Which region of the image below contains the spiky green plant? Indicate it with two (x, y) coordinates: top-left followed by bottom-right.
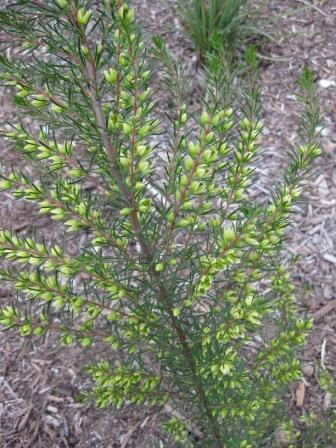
(177, 0), (257, 64)
(294, 366), (336, 447)
(0, 1), (321, 446)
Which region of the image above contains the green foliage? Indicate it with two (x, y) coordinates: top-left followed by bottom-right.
(0, 1), (321, 446)
(177, 0), (263, 63)
(295, 366), (336, 447)
(298, 410), (336, 448)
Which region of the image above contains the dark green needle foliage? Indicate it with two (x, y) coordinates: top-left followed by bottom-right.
(0, 1), (321, 447)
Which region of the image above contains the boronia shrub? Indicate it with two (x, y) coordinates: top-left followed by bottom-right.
(0, 1), (321, 447)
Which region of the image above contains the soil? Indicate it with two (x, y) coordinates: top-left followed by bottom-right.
(0, 0), (335, 447)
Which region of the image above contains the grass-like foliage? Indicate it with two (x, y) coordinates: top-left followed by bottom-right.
(0, 1), (321, 446)
(177, 0), (259, 64)
(295, 366), (336, 447)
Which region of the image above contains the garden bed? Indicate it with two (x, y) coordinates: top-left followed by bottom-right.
(0, 0), (335, 446)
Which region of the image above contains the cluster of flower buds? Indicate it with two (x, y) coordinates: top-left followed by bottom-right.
(77, 7), (93, 29)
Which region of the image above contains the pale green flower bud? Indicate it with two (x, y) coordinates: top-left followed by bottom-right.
(311, 144), (321, 156)
(206, 183), (216, 193)
(188, 141), (200, 157)
(268, 204), (277, 214)
(219, 142), (230, 156)
(182, 200), (193, 211)
(96, 43), (104, 59)
(36, 148), (51, 159)
(118, 5), (134, 22)
(247, 141), (258, 152)
(122, 122), (133, 136)
(244, 236), (259, 247)
(51, 207), (65, 220)
(178, 103), (186, 113)
(138, 71), (149, 84)
(234, 189), (244, 201)
(81, 337), (92, 348)
(177, 218), (191, 228)
(223, 227), (235, 242)
(180, 113), (187, 125)
(31, 94), (48, 108)
(76, 202), (86, 217)
(108, 114), (117, 130)
(180, 174), (188, 187)
(210, 217), (221, 228)
(172, 307), (181, 317)
(139, 198), (152, 212)
(155, 263), (164, 272)
(268, 234), (279, 245)
(225, 107), (234, 118)
(140, 88), (152, 102)
(125, 73), (135, 83)
(120, 207), (132, 217)
(120, 156), (131, 168)
(80, 45), (90, 58)
(202, 149), (212, 163)
(51, 103), (65, 114)
(282, 194), (292, 205)
(77, 8), (92, 28)
(184, 156), (194, 171)
(16, 87), (30, 98)
(222, 121), (234, 132)
(69, 167), (82, 178)
(139, 124), (150, 138)
(57, 0), (68, 8)
(249, 251), (260, 262)
(119, 54), (128, 69)
(104, 68), (118, 84)
(120, 91), (131, 104)
(195, 167), (206, 178)
(167, 211), (175, 222)
(298, 145), (307, 155)
(251, 129), (260, 140)
(291, 188), (301, 198)
(136, 145), (147, 157)
(205, 131), (215, 143)
(134, 181), (144, 191)
(260, 238), (271, 250)
(64, 219), (81, 231)
(200, 110), (210, 127)
(240, 118), (251, 131)
(20, 323), (32, 336)
(190, 181), (203, 194)
(23, 143), (37, 152)
(149, 119), (159, 131)
(127, 9), (135, 22)
(137, 160), (151, 173)
(212, 113), (220, 126)
(0, 179), (12, 190)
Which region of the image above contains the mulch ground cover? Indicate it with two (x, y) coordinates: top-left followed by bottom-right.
(0, 0), (335, 446)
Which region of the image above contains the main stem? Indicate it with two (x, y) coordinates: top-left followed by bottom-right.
(87, 56), (224, 448)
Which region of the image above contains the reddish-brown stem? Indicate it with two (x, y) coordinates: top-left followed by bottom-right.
(69, 5), (224, 444)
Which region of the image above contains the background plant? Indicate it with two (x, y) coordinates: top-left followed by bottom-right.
(294, 366), (336, 447)
(177, 0), (326, 67)
(0, 0), (321, 446)
(177, 0), (268, 64)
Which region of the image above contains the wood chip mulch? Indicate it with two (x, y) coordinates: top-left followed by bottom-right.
(0, 0), (336, 446)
